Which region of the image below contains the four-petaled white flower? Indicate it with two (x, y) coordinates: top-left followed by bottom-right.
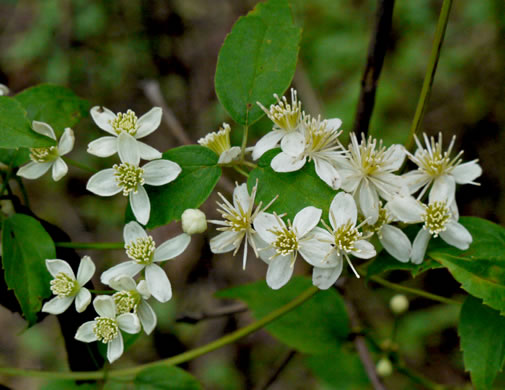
(0, 84), (9, 96)
(198, 123), (241, 164)
(17, 121), (74, 182)
(403, 132), (482, 200)
(88, 106), (163, 160)
(101, 221), (191, 302)
(108, 275), (157, 335)
(86, 132), (181, 225)
(75, 295), (141, 363)
(42, 256), (95, 314)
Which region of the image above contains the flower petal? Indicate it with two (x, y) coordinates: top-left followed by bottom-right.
(326, 118), (342, 131)
(42, 296), (74, 315)
(266, 256), (294, 290)
(76, 256), (96, 285)
(32, 121), (56, 140)
(46, 259), (75, 279)
(153, 233), (190, 262)
(280, 130), (305, 157)
(93, 295), (116, 318)
(293, 206), (322, 237)
(90, 106), (116, 135)
(210, 231), (241, 253)
(252, 130), (285, 160)
(350, 240), (376, 259)
(17, 162), (52, 180)
(314, 158), (341, 190)
(218, 147), (241, 164)
(452, 160), (482, 184)
(382, 144), (406, 171)
(143, 159), (181, 186)
(312, 263), (343, 290)
(254, 212), (282, 244)
(100, 261), (144, 285)
(136, 107), (162, 138)
(359, 180), (380, 224)
(379, 225), (411, 263)
(58, 128), (75, 156)
(271, 152), (306, 173)
(329, 192), (357, 230)
(299, 233), (339, 269)
(86, 169), (121, 196)
(123, 221), (147, 245)
(75, 288), (92, 313)
(440, 221), (472, 250)
(75, 321), (98, 343)
(107, 333), (124, 363)
(138, 141), (162, 161)
(117, 313), (141, 334)
(130, 186), (150, 225)
(429, 175), (455, 205)
(118, 132), (140, 166)
(411, 228), (431, 264)
(146, 263), (172, 302)
(109, 275), (137, 292)
(87, 136), (118, 157)
(138, 300), (157, 335)
(386, 195), (424, 224)
(403, 171), (430, 194)
(51, 158), (68, 181)
(233, 183), (251, 210)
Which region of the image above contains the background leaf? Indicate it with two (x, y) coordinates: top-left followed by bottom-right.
(215, 0), (301, 126)
(1, 213), (55, 325)
(134, 365), (202, 390)
(216, 276), (349, 354)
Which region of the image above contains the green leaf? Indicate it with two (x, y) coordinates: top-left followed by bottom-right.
(215, 0), (301, 125)
(459, 296), (505, 390)
(41, 381), (98, 390)
(367, 250), (442, 278)
(428, 217), (505, 314)
(1, 214), (55, 325)
(126, 145), (221, 229)
(216, 276), (349, 354)
(0, 148), (30, 167)
(248, 149), (338, 222)
(15, 84), (89, 137)
(0, 96), (56, 149)
(134, 365), (202, 390)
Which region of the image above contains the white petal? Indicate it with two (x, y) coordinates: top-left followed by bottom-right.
(51, 158), (68, 181)
(329, 192), (357, 230)
(326, 118), (342, 131)
(293, 206), (322, 237)
(109, 275), (137, 292)
(382, 144), (406, 171)
(90, 106), (117, 135)
(93, 296), (116, 318)
(117, 313), (141, 334)
(143, 159), (181, 186)
(75, 321), (98, 343)
(146, 264), (172, 302)
(136, 107), (162, 138)
(42, 296), (74, 315)
(440, 221), (472, 250)
(233, 183), (251, 210)
(411, 229), (431, 264)
(87, 136), (118, 157)
(138, 300), (157, 335)
(386, 195), (424, 223)
(429, 175), (455, 204)
(280, 131), (305, 157)
(46, 259), (75, 279)
(299, 233), (339, 269)
(100, 261), (144, 285)
(312, 264), (343, 290)
(76, 256), (95, 285)
(138, 141), (162, 161)
(379, 225), (411, 263)
(123, 221), (147, 245)
(58, 128), (75, 156)
(130, 186), (150, 225)
(32, 121), (56, 140)
(137, 280), (151, 299)
(254, 212), (282, 243)
(252, 130), (285, 160)
(17, 162), (52, 180)
(339, 170), (361, 193)
(118, 133), (140, 166)
(271, 152), (306, 172)
(0, 84), (9, 95)
(403, 171), (430, 194)
(107, 333), (124, 363)
(75, 288), (92, 313)
(359, 181), (380, 224)
(153, 233), (191, 262)
(217, 147), (241, 164)
(210, 231), (241, 253)
(86, 169), (121, 196)
(266, 256), (294, 290)
(350, 240), (376, 259)
(452, 161), (482, 184)
(314, 158), (341, 190)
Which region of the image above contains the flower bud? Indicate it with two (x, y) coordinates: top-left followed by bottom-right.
(376, 357), (393, 377)
(389, 294), (409, 315)
(181, 208), (207, 235)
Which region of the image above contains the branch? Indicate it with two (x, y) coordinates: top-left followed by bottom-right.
(175, 303), (248, 324)
(254, 350), (296, 390)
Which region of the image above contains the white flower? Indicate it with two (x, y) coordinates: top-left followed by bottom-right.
(336, 133), (406, 224)
(109, 275), (157, 335)
(208, 181), (276, 270)
(42, 256), (95, 314)
(198, 123), (241, 164)
(86, 132), (181, 225)
(311, 193), (377, 289)
(0, 84), (9, 96)
(252, 89), (303, 160)
(387, 186), (472, 264)
(101, 221), (190, 302)
(403, 132), (482, 200)
(17, 121), (74, 181)
(88, 106), (163, 160)
(271, 114), (345, 189)
(254, 206), (333, 290)
(75, 295), (141, 363)
(181, 208), (207, 235)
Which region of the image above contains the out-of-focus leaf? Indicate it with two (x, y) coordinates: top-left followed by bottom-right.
(134, 365), (202, 390)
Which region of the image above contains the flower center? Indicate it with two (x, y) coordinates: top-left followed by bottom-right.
(272, 228), (299, 256)
(113, 162), (144, 196)
(422, 201), (451, 237)
(30, 146), (59, 163)
(333, 221), (361, 253)
(198, 123), (232, 156)
(126, 236), (156, 264)
(362, 208), (391, 238)
(113, 291), (139, 314)
(93, 317), (119, 343)
(110, 110), (138, 136)
(414, 133), (463, 178)
(50, 272), (78, 297)
(304, 115), (342, 156)
(258, 89), (301, 132)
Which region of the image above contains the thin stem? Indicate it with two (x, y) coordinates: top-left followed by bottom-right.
(0, 286), (319, 380)
(405, 0), (453, 150)
(241, 160), (257, 169)
(240, 125), (249, 160)
(233, 166), (249, 178)
(55, 242), (124, 250)
(63, 157), (98, 174)
(370, 275), (461, 305)
(14, 175), (30, 208)
(254, 350), (296, 390)
(397, 364), (448, 390)
(0, 150), (18, 196)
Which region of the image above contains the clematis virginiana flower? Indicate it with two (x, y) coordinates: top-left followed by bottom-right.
(75, 296), (140, 363)
(209, 181), (276, 270)
(86, 132), (181, 225)
(42, 256), (95, 314)
(0, 84), (9, 95)
(270, 114), (344, 189)
(403, 132), (482, 200)
(198, 123), (241, 164)
(252, 89), (303, 160)
(88, 106), (162, 160)
(387, 186), (472, 264)
(311, 193), (376, 289)
(254, 206), (334, 290)
(17, 122), (74, 182)
(336, 133), (405, 224)
(101, 221), (190, 302)
(108, 275), (157, 335)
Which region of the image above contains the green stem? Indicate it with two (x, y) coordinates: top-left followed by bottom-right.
(63, 157), (98, 174)
(405, 0), (453, 151)
(233, 166), (249, 178)
(14, 175), (31, 208)
(397, 364), (448, 390)
(241, 160), (257, 169)
(240, 125), (249, 160)
(0, 150), (19, 196)
(0, 286), (319, 380)
(370, 275), (460, 305)
(55, 242), (124, 250)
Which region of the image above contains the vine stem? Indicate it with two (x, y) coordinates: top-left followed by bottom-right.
(405, 0), (453, 150)
(55, 242), (124, 250)
(63, 157), (98, 174)
(240, 125), (249, 160)
(0, 286), (319, 380)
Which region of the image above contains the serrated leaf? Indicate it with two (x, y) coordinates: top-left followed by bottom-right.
(134, 365), (202, 390)
(248, 149), (337, 222)
(216, 276), (349, 354)
(15, 84), (89, 137)
(459, 296), (505, 390)
(215, 0), (301, 125)
(0, 96), (56, 149)
(126, 145), (221, 229)
(1, 214), (55, 325)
